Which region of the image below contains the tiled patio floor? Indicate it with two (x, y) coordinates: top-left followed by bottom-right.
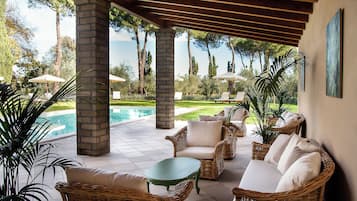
(47, 116), (260, 201)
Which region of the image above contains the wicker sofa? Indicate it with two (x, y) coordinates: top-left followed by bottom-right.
(165, 121), (229, 180)
(56, 167), (193, 201)
(232, 136), (335, 201)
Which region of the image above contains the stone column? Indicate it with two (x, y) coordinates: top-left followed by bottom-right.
(75, 0), (110, 156)
(156, 28), (175, 129)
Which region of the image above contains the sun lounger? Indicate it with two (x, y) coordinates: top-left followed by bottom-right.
(215, 92), (230, 103)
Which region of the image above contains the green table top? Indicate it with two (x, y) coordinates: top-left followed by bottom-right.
(145, 157), (201, 181)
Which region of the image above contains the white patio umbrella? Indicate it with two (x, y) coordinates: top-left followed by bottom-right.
(29, 74), (65, 93)
(109, 74), (126, 82)
(214, 72), (247, 93)
(213, 72), (247, 82)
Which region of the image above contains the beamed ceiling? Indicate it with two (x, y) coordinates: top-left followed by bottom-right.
(111, 0), (318, 46)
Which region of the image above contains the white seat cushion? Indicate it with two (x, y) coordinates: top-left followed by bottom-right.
(239, 160), (282, 193)
(176, 147), (215, 159)
(264, 134), (291, 165)
(277, 134), (301, 173)
(187, 120), (222, 147)
(66, 167), (147, 193)
(276, 152), (321, 192)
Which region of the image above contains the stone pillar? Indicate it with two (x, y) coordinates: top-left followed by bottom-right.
(156, 28), (175, 129)
(75, 0), (110, 156)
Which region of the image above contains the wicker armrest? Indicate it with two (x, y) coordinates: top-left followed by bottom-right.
(213, 140), (226, 159)
(167, 180), (194, 201)
(232, 186), (313, 201)
(223, 123), (241, 137)
(252, 142), (271, 160)
(165, 126), (188, 155)
(56, 181), (193, 201)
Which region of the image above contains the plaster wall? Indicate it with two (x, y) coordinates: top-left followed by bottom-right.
(299, 0), (357, 200)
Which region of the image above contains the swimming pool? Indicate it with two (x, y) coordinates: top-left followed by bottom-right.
(40, 106), (155, 139)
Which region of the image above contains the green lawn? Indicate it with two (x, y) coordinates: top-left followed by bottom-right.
(46, 100), (297, 125)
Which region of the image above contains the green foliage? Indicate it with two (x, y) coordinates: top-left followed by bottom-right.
(0, 77), (79, 200)
(246, 48), (298, 144)
(191, 56), (199, 75)
(208, 55), (218, 78)
(200, 76), (219, 99)
(255, 49), (297, 98)
(44, 36), (76, 80)
(28, 0), (74, 16)
(271, 91), (288, 118)
(0, 1), (16, 82)
(192, 31), (223, 51)
(110, 63), (133, 95)
(175, 74), (201, 96)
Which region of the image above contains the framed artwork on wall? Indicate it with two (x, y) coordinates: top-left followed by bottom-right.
(299, 55), (306, 92)
(326, 9), (343, 98)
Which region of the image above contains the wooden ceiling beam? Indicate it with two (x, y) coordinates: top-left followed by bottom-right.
(138, 0), (309, 23)
(201, 0), (313, 14)
(160, 17), (301, 41)
(151, 10), (303, 36)
(171, 22), (298, 46)
(140, 4), (306, 30)
(111, 0), (165, 27)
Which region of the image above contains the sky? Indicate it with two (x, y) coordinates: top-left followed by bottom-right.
(9, 0), (252, 79)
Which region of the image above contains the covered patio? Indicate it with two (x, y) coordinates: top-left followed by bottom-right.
(73, 0), (356, 200)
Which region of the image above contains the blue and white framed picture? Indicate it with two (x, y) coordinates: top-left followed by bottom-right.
(326, 9), (343, 98)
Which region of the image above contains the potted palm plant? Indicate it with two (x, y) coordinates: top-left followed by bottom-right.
(246, 49), (298, 144)
(0, 77), (79, 200)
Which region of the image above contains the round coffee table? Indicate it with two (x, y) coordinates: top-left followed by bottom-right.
(145, 157), (201, 194)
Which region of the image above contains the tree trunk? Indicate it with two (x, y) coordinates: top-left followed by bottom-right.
(264, 49), (271, 70)
(139, 31), (148, 95)
(228, 36), (235, 73)
(187, 30), (193, 75)
(237, 49), (246, 69)
(249, 54), (254, 71)
(54, 11), (62, 91)
(134, 29), (141, 94)
(206, 42), (212, 64)
(258, 51), (263, 72)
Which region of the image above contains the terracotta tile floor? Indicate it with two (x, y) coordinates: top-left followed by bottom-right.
(45, 117), (260, 201)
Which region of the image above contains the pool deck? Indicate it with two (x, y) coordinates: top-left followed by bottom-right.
(42, 109), (259, 201)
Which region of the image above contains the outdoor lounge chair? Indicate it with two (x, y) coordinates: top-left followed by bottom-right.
(174, 91), (183, 100)
(214, 92), (230, 103)
(230, 91), (245, 103)
(113, 91), (121, 100)
(56, 167), (193, 201)
(165, 120), (229, 180)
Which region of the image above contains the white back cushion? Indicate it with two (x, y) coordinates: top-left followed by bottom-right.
(264, 134), (291, 166)
(277, 134), (301, 173)
(187, 120), (222, 147)
(66, 167), (147, 193)
(199, 115), (226, 122)
(276, 152), (321, 192)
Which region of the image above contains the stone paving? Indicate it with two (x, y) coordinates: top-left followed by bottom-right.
(46, 114), (260, 201)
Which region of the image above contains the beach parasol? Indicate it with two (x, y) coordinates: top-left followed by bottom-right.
(29, 74), (65, 93)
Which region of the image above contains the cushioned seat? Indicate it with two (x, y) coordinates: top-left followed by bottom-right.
(239, 160), (282, 193)
(176, 147), (215, 159)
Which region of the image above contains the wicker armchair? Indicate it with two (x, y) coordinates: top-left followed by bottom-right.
(216, 107), (250, 137)
(56, 180), (193, 201)
(232, 142), (335, 201)
(165, 126), (228, 180)
(272, 112), (305, 134)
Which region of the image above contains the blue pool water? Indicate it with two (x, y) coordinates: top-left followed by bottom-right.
(41, 107), (155, 139)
